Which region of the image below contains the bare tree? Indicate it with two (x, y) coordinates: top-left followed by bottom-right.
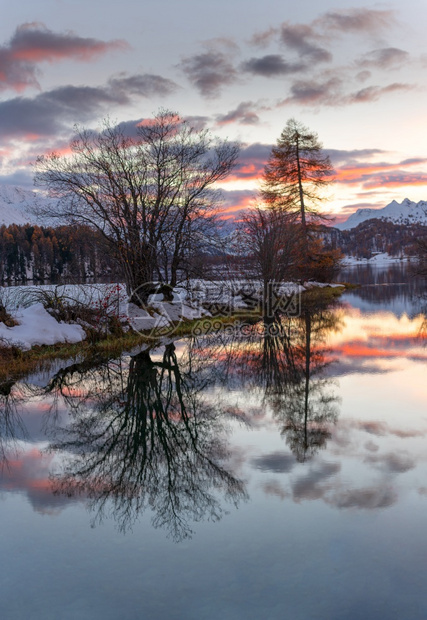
(236, 206), (301, 312)
(34, 110), (239, 303)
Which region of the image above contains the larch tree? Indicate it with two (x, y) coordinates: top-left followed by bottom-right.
(261, 119), (340, 279)
(34, 110), (239, 304)
(261, 118), (334, 244)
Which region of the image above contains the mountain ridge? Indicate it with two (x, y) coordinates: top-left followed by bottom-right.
(336, 198), (427, 230)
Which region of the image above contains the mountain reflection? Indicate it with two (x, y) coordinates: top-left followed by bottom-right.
(46, 343), (247, 541)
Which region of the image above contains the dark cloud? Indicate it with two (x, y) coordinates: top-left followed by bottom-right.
(281, 77), (342, 106)
(358, 47), (409, 69)
(364, 440), (380, 453)
(281, 79), (411, 107)
(292, 461), (341, 502)
(241, 54), (305, 77)
(280, 23), (332, 64)
(327, 486), (397, 509)
(364, 451), (416, 474)
(216, 102), (262, 126)
(0, 73), (178, 140)
(252, 451), (296, 473)
(108, 73), (178, 97)
(0, 22), (128, 92)
(348, 82), (412, 104)
(228, 142), (272, 181)
(317, 9), (395, 34)
(347, 420), (425, 439)
(220, 189), (256, 217)
(180, 50), (238, 98)
(325, 148), (386, 165)
(183, 115), (210, 131)
(262, 480), (289, 500)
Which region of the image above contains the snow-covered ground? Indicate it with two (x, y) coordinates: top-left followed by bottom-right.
(0, 279), (342, 350)
(0, 303), (85, 350)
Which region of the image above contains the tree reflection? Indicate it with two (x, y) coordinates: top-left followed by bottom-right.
(269, 306), (341, 462)
(0, 380), (28, 468)
(205, 297), (342, 462)
(47, 343), (247, 541)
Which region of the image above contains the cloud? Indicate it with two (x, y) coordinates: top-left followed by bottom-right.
(252, 451), (296, 473)
(325, 148), (387, 165)
(241, 54), (305, 77)
(327, 486), (397, 509)
(220, 189), (256, 218)
(249, 27), (278, 48)
(280, 78), (411, 108)
(347, 82), (412, 104)
(280, 23), (331, 64)
(216, 101), (264, 126)
(0, 73), (178, 140)
(0, 448), (77, 515)
(364, 451), (416, 474)
(358, 47), (409, 69)
(0, 22), (128, 92)
(227, 142), (272, 182)
(180, 50), (238, 98)
(362, 172), (427, 189)
(292, 461), (341, 502)
(356, 70), (371, 82)
(183, 115), (210, 131)
(262, 480), (289, 500)
(316, 9), (395, 34)
(280, 77), (342, 106)
(108, 73), (178, 97)
(334, 156), (427, 187)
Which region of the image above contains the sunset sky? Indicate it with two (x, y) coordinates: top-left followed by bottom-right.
(2, 0), (427, 222)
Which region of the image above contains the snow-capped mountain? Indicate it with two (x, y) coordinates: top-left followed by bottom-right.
(0, 185), (36, 225)
(336, 198), (427, 231)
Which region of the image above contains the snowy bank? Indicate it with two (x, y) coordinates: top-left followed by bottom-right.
(0, 303), (85, 350)
(0, 279), (343, 350)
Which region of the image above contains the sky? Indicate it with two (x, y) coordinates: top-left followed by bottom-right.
(1, 0), (427, 222)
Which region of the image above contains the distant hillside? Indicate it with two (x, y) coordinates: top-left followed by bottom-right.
(336, 198), (427, 231)
(0, 185), (36, 225)
(323, 219), (426, 259)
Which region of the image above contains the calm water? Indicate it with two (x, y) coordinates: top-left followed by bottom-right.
(1, 266), (427, 620)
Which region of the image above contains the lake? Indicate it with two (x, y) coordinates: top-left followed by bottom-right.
(1, 265), (427, 620)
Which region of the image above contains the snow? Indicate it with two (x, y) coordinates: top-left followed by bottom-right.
(335, 198), (427, 231)
(0, 185), (34, 226)
(341, 253), (415, 266)
(0, 279), (341, 350)
(0, 302), (85, 350)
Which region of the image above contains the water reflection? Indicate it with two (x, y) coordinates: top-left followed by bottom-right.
(46, 344), (247, 541)
(198, 298), (342, 462)
(0, 295), (344, 535)
(0, 380), (28, 466)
